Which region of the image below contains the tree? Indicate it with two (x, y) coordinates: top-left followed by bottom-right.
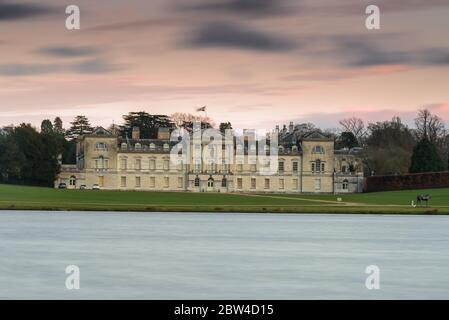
(414, 109), (445, 143)
(41, 119), (54, 135)
(409, 138), (444, 173)
(120, 111), (175, 139)
(53, 117), (64, 135)
(66, 115), (93, 140)
(336, 131), (359, 149)
(339, 117), (366, 146)
(364, 117), (416, 175)
(171, 112), (215, 131)
(219, 122), (233, 134)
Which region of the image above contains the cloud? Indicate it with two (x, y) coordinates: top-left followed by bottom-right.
(188, 21), (296, 52)
(37, 46), (101, 58)
(186, 0), (289, 16)
(0, 59), (120, 76)
(0, 2), (55, 21)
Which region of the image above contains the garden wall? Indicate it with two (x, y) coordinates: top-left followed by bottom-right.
(365, 171), (449, 192)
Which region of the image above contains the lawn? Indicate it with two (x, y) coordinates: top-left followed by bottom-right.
(0, 184), (447, 214)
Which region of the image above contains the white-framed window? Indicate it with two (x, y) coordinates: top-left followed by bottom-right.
(135, 176), (141, 188)
(149, 158), (156, 170)
(120, 158), (127, 170)
(69, 176), (76, 186)
(135, 143), (142, 151)
(163, 143), (169, 151)
(150, 143), (156, 151)
(292, 161), (298, 173)
(150, 176), (155, 188)
(95, 142), (107, 151)
(135, 158), (141, 170)
(121, 142), (127, 150)
(342, 179), (349, 190)
(120, 176), (126, 187)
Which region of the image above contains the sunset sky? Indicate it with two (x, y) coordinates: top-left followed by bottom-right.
(1, 0), (449, 130)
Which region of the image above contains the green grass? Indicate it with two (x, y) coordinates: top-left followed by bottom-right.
(0, 184), (447, 214)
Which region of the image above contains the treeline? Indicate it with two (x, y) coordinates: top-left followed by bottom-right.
(0, 109), (447, 187)
(336, 109), (448, 176)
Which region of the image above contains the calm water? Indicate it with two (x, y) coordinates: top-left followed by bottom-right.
(0, 211), (448, 299)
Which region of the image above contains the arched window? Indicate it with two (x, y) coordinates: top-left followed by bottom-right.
(163, 143), (169, 151)
(292, 145), (298, 152)
(342, 179), (349, 190)
(135, 143), (142, 150)
(207, 178), (214, 188)
(69, 176), (76, 186)
(194, 177), (200, 187)
(150, 143), (156, 151)
(221, 177), (227, 187)
(121, 142), (127, 150)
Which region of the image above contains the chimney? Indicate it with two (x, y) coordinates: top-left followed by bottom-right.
(132, 127), (140, 140)
(289, 122), (294, 133)
(275, 125), (279, 133)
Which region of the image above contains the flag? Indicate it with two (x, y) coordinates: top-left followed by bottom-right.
(196, 106), (206, 112)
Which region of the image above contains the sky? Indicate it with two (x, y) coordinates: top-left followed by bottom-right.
(1, 0), (449, 131)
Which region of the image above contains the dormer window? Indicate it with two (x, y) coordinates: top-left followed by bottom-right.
(135, 143), (142, 150)
(163, 143), (169, 151)
(279, 146), (284, 153)
(150, 143), (156, 151)
(292, 146), (298, 152)
(313, 145), (324, 154)
(121, 142), (127, 150)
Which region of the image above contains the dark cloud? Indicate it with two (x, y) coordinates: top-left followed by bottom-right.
(0, 59), (120, 76)
(187, 0), (288, 16)
(37, 46), (101, 58)
(0, 2), (55, 21)
(188, 21), (296, 52)
(419, 48), (449, 65)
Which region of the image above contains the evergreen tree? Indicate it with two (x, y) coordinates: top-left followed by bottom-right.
(41, 119), (54, 135)
(409, 138), (444, 173)
(66, 115), (93, 140)
(336, 131), (359, 149)
(120, 111), (174, 139)
(53, 117), (64, 135)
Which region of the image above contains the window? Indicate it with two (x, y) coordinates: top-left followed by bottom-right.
(221, 178), (227, 187)
(194, 160), (201, 173)
(264, 178), (270, 189)
(278, 161), (284, 173)
(207, 178), (214, 188)
(342, 179), (349, 190)
(149, 159), (156, 170)
(237, 163), (243, 172)
(135, 143), (142, 151)
(251, 178), (256, 189)
(69, 176), (76, 186)
(95, 142), (106, 151)
(121, 176), (126, 187)
(120, 159), (127, 170)
(194, 177), (200, 187)
(163, 143), (169, 151)
(313, 145), (324, 153)
(178, 177), (183, 188)
(321, 162), (325, 172)
(121, 142), (127, 150)
(163, 159), (169, 171)
(314, 179), (321, 191)
(164, 177), (169, 188)
(292, 179), (298, 190)
(250, 164), (257, 172)
(149, 143), (156, 151)
(135, 158), (141, 170)
(279, 179), (284, 189)
(135, 176), (141, 188)
(150, 176), (155, 188)
(237, 178), (243, 189)
(292, 146), (298, 152)
(293, 161), (298, 173)
(342, 165), (347, 173)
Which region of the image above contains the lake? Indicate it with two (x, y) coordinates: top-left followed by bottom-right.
(0, 211), (448, 299)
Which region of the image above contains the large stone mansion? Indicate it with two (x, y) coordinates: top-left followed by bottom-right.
(56, 123), (364, 193)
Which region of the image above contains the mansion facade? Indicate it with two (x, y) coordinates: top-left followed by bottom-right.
(56, 124), (364, 193)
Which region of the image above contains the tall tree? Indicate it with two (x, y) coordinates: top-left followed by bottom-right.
(219, 122), (233, 134)
(66, 115), (93, 140)
(339, 117), (366, 146)
(53, 117), (64, 135)
(121, 111), (175, 139)
(41, 119), (54, 135)
(414, 109), (445, 143)
(409, 138), (444, 173)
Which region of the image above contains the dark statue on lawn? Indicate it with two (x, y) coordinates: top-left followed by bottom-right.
(416, 194), (431, 207)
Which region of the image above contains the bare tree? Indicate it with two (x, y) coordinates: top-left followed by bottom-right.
(170, 112), (215, 129)
(414, 109), (445, 143)
(339, 117), (366, 145)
